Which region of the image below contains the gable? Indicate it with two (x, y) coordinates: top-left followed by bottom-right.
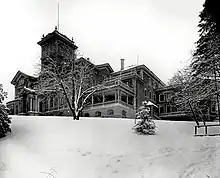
(11, 71), (37, 86)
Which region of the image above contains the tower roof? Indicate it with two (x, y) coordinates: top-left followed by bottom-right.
(37, 27), (78, 49)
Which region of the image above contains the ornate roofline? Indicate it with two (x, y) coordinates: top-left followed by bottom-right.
(112, 64), (166, 86)
(96, 63), (114, 73)
(11, 70), (37, 85)
(37, 28), (78, 49)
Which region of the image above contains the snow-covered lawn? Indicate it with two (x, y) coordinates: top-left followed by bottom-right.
(1, 116), (220, 178)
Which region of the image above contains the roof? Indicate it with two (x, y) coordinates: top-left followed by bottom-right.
(23, 86), (36, 93)
(112, 64), (166, 86)
(75, 57), (95, 68)
(11, 71), (37, 85)
(96, 63), (114, 73)
(37, 28), (78, 49)
(75, 58), (114, 73)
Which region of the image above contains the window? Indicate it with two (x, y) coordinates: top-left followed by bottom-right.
(144, 88), (147, 97)
(50, 97), (54, 108)
(153, 94), (156, 101)
(54, 98), (58, 106)
(211, 104), (216, 112)
(19, 78), (24, 85)
(166, 105), (171, 113)
(172, 106), (177, 112)
(159, 94), (165, 102)
(39, 101), (43, 112)
(122, 110), (126, 118)
(53, 97), (58, 110)
(95, 111), (101, 117)
(128, 95), (134, 105)
(85, 96), (92, 105)
(94, 93), (103, 104)
(60, 97), (64, 106)
(107, 109), (114, 115)
(44, 98), (48, 112)
(149, 91), (152, 99)
(121, 91), (127, 103)
(84, 113), (90, 117)
(166, 92), (172, 101)
(104, 92), (115, 102)
(159, 106), (165, 114)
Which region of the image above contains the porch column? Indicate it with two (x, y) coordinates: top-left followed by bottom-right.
(53, 97), (55, 110)
(207, 107), (210, 121)
(19, 99), (22, 114)
(118, 90), (120, 103)
(57, 96), (60, 110)
(35, 95), (38, 112)
(14, 102), (16, 115)
(115, 90), (117, 103)
(126, 94), (128, 104)
(102, 92), (105, 105)
(59, 97), (63, 109)
(30, 97), (33, 111)
(133, 79), (137, 111)
(92, 95), (94, 107)
(48, 98), (50, 110)
(32, 96), (35, 112)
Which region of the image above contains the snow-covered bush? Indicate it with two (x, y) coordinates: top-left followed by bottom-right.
(0, 104), (11, 138)
(133, 102), (156, 135)
(0, 84), (11, 138)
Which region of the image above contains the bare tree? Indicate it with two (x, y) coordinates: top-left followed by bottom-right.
(36, 56), (108, 120)
(168, 68), (198, 125)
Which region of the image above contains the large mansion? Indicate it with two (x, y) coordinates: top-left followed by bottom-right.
(7, 28), (215, 120)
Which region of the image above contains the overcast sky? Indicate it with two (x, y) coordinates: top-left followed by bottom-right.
(0, 0), (204, 103)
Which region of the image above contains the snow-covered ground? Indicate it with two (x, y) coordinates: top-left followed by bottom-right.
(1, 116), (220, 178)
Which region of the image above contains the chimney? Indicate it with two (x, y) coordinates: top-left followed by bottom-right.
(120, 58), (125, 70)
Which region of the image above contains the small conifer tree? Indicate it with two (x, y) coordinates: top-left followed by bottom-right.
(0, 84), (11, 138)
(133, 101), (156, 135)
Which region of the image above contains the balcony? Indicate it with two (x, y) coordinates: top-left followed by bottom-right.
(104, 79), (134, 93)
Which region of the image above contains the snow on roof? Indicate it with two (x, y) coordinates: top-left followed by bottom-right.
(24, 86), (35, 93)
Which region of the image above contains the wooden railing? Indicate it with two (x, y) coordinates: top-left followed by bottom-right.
(159, 111), (186, 116)
(104, 79), (134, 92)
(85, 100), (134, 109)
(195, 124), (220, 136)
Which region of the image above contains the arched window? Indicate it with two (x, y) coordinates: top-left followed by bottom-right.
(107, 109), (114, 115)
(84, 113), (90, 117)
(95, 111), (102, 117)
(122, 110), (126, 118)
(50, 97), (54, 108)
(54, 97), (58, 109)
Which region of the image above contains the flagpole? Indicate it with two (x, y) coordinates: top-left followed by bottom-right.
(57, 2), (59, 31)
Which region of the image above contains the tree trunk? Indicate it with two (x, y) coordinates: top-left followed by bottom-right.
(70, 108), (77, 120)
(76, 114), (80, 120)
(71, 52), (76, 120)
(214, 66), (220, 123)
(188, 100), (200, 126)
(75, 109), (81, 120)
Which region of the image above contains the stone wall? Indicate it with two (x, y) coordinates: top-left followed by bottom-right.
(82, 103), (135, 119)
